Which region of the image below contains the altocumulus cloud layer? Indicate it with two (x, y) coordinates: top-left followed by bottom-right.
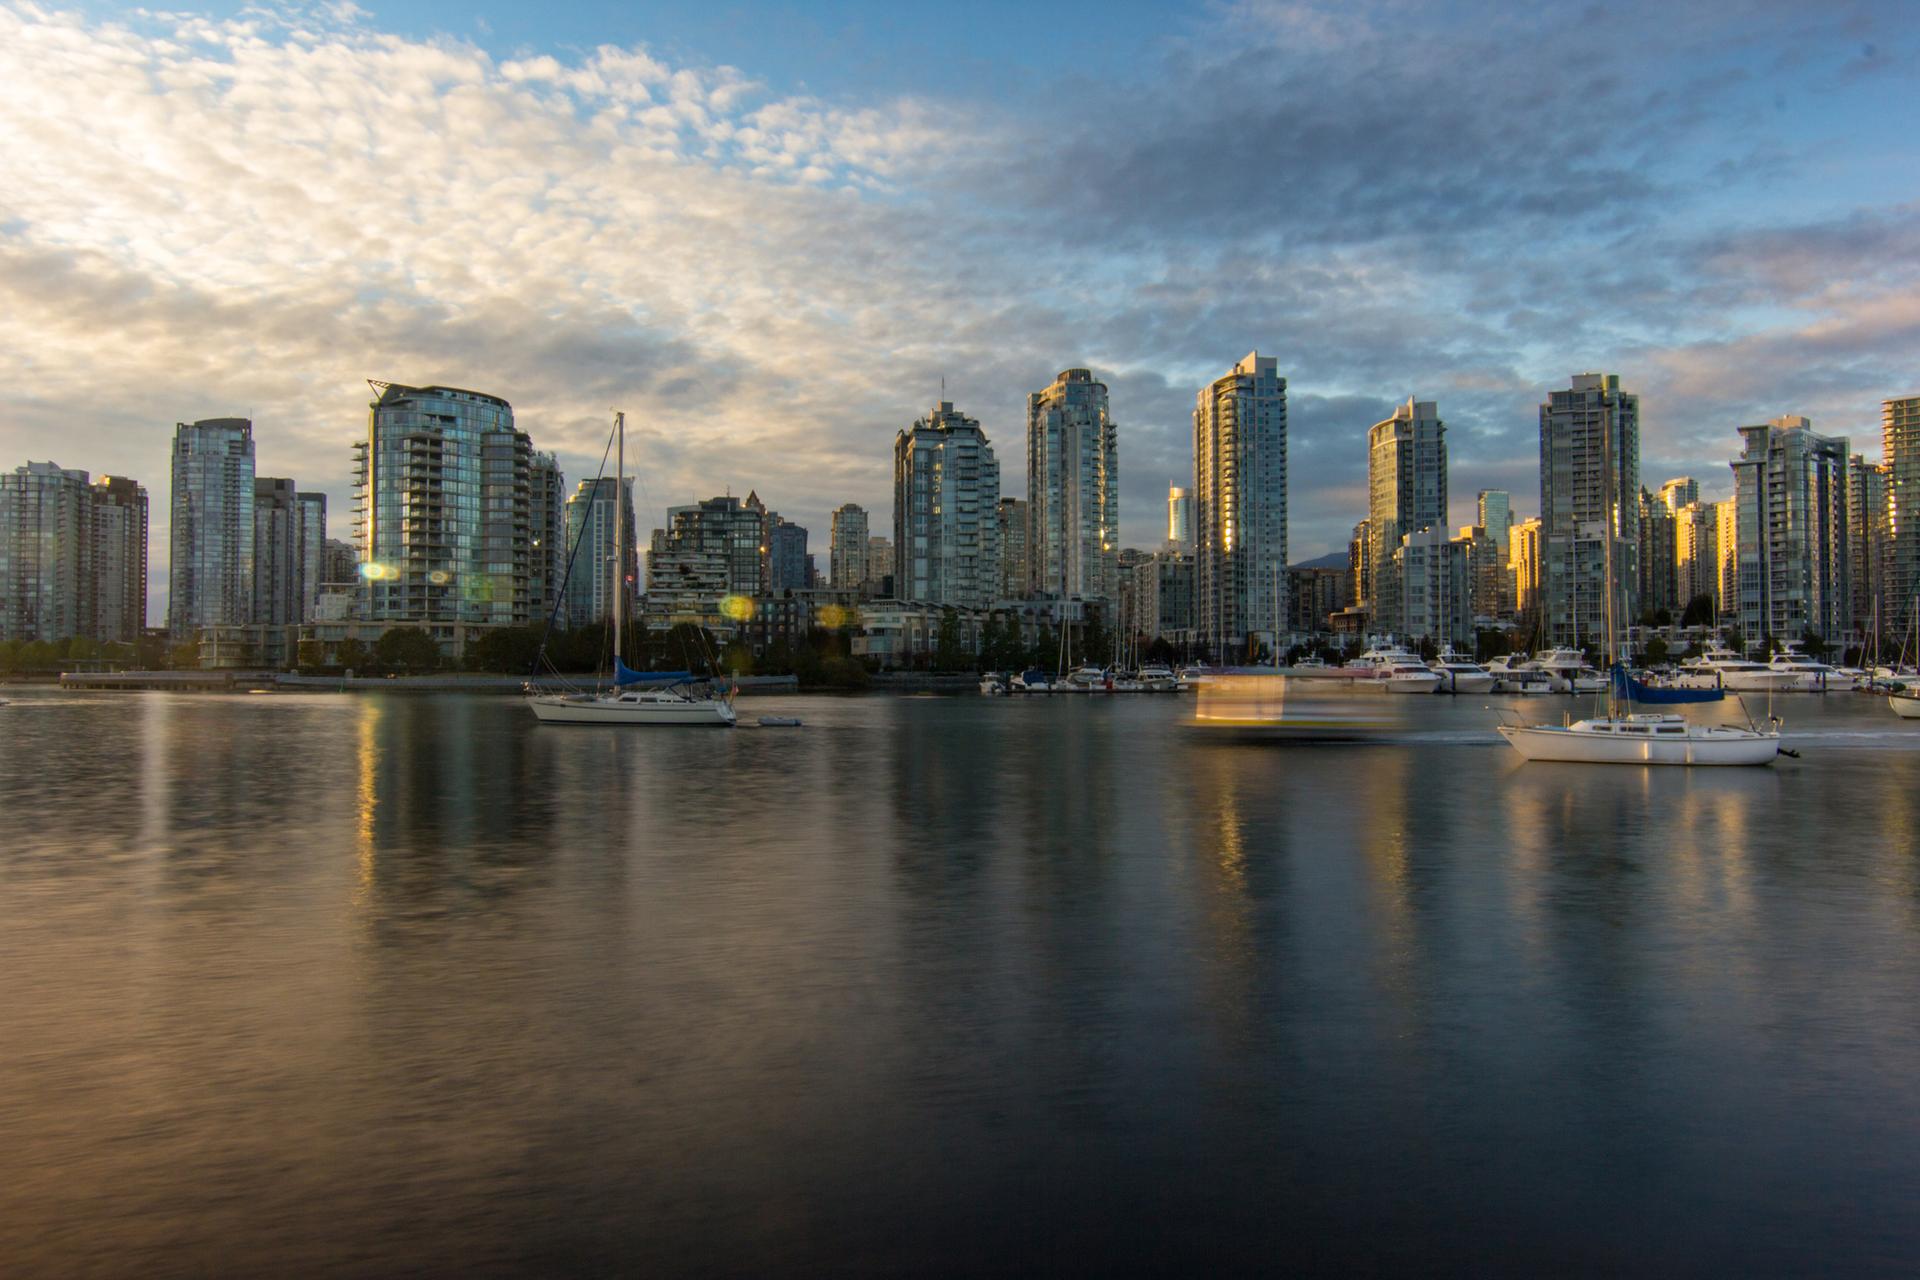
(0, 0), (1915, 610)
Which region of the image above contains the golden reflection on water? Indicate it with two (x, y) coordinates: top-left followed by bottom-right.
(138, 693), (174, 859)
(1180, 745), (1261, 1049)
(1354, 748), (1423, 1037)
(354, 696), (382, 907)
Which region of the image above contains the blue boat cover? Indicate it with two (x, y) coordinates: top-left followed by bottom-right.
(615, 659), (695, 686)
(1611, 663), (1722, 704)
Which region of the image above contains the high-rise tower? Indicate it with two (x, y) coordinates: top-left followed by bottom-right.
(893, 402), (1001, 609)
(1193, 353), (1287, 659)
(1539, 374), (1639, 648)
(1026, 368), (1117, 603)
(1366, 397), (1447, 638)
(169, 417), (256, 639)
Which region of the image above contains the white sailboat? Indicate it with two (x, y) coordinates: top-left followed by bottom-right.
(528, 412), (737, 727)
(1498, 417), (1782, 766)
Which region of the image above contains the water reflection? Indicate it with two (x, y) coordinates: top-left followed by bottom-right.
(2, 688), (1920, 1276)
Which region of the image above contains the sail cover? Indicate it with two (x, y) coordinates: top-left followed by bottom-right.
(615, 659), (695, 686)
(1612, 663), (1723, 704)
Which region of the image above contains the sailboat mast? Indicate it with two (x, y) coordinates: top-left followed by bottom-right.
(613, 411), (624, 669)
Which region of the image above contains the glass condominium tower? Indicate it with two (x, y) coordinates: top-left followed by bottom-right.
(1366, 397), (1447, 638)
(169, 417), (256, 640)
(1193, 352), (1287, 660)
(1026, 368), (1118, 604)
(355, 382), (547, 627)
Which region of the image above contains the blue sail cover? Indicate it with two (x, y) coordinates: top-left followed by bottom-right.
(1612, 663), (1723, 704)
(615, 659), (695, 686)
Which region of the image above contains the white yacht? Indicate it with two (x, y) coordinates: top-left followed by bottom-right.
(1429, 645), (1495, 695)
(527, 412), (736, 728)
(1530, 648), (1608, 694)
(1062, 665), (1114, 692)
(979, 672), (1010, 696)
(1347, 640), (1443, 694)
(1674, 646), (1799, 692)
(1136, 664), (1178, 691)
(1485, 654), (1553, 696)
(1890, 691), (1920, 719)
(1176, 663), (1219, 687)
(1766, 645), (1855, 691)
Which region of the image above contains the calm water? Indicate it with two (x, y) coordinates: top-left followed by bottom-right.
(2, 687), (1918, 1276)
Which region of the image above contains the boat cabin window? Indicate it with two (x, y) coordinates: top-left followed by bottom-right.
(1657, 726), (1684, 734)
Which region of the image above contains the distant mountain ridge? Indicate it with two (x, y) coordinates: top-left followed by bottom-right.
(1289, 551), (1349, 570)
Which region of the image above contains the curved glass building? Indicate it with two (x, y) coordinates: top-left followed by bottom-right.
(354, 383), (556, 628)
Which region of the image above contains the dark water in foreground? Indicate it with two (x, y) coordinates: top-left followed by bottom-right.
(2, 688), (1918, 1276)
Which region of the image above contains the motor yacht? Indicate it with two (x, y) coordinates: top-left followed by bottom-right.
(1062, 665), (1115, 692)
(1530, 648), (1608, 694)
(1010, 668), (1053, 694)
(1176, 663), (1219, 687)
(1348, 640), (1443, 694)
(1135, 664), (1179, 691)
(979, 672), (1010, 696)
(1766, 645), (1855, 691)
(1485, 654), (1553, 695)
(1429, 645), (1495, 694)
(1674, 646), (1799, 692)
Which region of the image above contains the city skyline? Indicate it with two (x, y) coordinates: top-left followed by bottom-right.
(1, 2), (1917, 622)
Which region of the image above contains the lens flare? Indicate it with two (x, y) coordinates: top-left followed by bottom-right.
(719, 594), (754, 622)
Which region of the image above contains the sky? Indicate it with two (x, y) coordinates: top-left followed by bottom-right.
(2, 0), (1916, 621)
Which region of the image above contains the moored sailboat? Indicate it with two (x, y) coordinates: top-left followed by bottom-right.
(527, 412), (736, 727)
(1497, 408), (1782, 766)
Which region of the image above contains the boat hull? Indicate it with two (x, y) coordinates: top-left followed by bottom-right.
(1774, 672), (1856, 692)
(1498, 723), (1780, 765)
(1436, 671), (1497, 694)
(529, 696), (736, 726)
(1675, 670), (1800, 692)
(1890, 695), (1920, 720)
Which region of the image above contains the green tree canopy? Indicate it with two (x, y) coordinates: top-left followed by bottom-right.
(374, 627), (438, 672)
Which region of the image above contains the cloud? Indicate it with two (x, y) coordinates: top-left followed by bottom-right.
(0, 0), (1915, 624)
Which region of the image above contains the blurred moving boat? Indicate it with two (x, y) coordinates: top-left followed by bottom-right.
(1192, 670), (1397, 738)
